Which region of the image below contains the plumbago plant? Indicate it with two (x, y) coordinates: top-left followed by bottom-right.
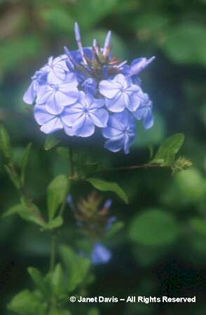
(0, 24), (191, 315)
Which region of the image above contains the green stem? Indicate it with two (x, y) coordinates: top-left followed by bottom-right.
(59, 145), (74, 217)
(50, 232), (57, 272)
(96, 163), (165, 172)
(69, 145), (74, 177)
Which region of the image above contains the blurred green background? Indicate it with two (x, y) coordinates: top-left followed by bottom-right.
(1, 0), (206, 314)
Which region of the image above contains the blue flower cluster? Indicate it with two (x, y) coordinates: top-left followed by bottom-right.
(23, 23), (155, 154)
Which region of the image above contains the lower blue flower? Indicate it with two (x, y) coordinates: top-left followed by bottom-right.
(34, 105), (74, 135)
(91, 243), (112, 265)
(102, 110), (136, 154)
(133, 93), (154, 129)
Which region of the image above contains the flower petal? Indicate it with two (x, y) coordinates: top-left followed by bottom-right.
(61, 106), (83, 126)
(46, 97), (64, 115)
(63, 124), (76, 136)
(105, 94), (125, 112)
(55, 90), (78, 106)
(99, 80), (120, 99)
(40, 117), (63, 134)
(89, 108), (109, 128)
(143, 110), (154, 129)
(34, 105), (54, 125)
(73, 116), (95, 137)
(114, 73), (128, 88)
(36, 85), (53, 104)
(23, 82), (37, 105)
(104, 136), (124, 153)
(102, 126), (122, 138)
(127, 92), (142, 112)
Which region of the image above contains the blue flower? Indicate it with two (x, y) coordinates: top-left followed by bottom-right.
(23, 22), (155, 154)
(133, 93), (154, 129)
(61, 91), (109, 137)
(81, 78), (97, 95)
(99, 74), (144, 113)
(23, 55), (70, 105)
(45, 55), (70, 83)
(102, 110), (136, 154)
(91, 243), (112, 265)
(23, 68), (48, 105)
(34, 105), (74, 135)
(36, 73), (79, 115)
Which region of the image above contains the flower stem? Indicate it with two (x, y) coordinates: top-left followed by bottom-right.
(50, 231), (57, 272)
(97, 163), (165, 172)
(59, 145), (74, 217)
(69, 145), (74, 177)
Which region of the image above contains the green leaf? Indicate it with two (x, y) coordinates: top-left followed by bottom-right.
(87, 178), (128, 204)
(27, 267), (48, 298)
(0, 125), (11, 159)
(4, 165), (20, 189)
(44, 134), (60, 151)
(150, 133), (184, 166)
(7, 290), (47, 315)
(60, 245), (91, 292)
(51, 264), (65, 297)
(43, 216), (63, 230)
(47, 175), (70, 220)
(3, 203), (45, 227)
(129, 209), (179, 246)
(21, 143), (32, 185)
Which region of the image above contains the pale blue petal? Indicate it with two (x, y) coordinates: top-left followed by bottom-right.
(127, 93), (142, 112)
(61, 106), (83, 126)
(63, 124), (76, 136)
(46, 98), (64, 115)
(36, 85), (53, 104)
(89, 108), (109, 128)
(102, 126), (122, 138)
(34, 105), (54, 125)
(40, 117), (63, 134)
(23, 82), (37, 104)
(105, 94), (125, 112)
(114, 73), (128, 88)
(90, 98), (104, 109)
(99, 80), (120, 99)
(59, 81), (79, 93)
(55, 90), (78, 106)
(74, 116), (95, 137)
(104, 136), (124, 152)
(143, 110), (154, 129)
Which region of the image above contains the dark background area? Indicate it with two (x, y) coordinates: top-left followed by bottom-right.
(1, 0), (206, 314)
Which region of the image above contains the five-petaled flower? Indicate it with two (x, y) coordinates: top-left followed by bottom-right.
(61, 91), (109, 137)
(102, 110), (136, 154)
(99, 73), (143, 113)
